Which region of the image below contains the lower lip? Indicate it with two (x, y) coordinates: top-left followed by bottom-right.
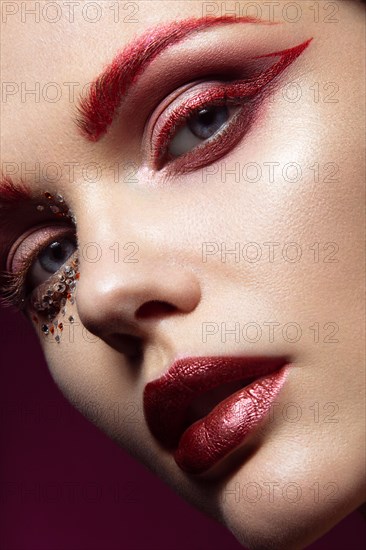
(173, 366), (289, 475)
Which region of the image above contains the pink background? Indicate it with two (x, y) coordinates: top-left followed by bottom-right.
(0, 306), (365, 550)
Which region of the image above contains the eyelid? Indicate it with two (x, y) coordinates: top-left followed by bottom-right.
(148, 79), (260, 171)
(7, 223), (76, 274)
(142, 79), (210, 156)
(143, 38), (313, 173)
(149, 81), (229, 157)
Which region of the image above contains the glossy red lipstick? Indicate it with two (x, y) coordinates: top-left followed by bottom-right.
(143, 356), (290, 475)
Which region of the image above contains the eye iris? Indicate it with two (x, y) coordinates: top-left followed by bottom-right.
(39, 239), (74, 273)
(188, 105), (229, 140)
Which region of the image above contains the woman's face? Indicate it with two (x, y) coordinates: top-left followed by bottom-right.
(1, 1), (365, 548)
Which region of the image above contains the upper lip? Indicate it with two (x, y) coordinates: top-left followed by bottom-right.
(143, 355), (289, 449)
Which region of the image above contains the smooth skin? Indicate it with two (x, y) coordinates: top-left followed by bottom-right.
(1, 1), (365, 548)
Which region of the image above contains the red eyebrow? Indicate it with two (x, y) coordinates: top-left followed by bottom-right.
(0, 176), (31, 204)
(0, 177), (32, 240)
(76, 15), (270, 142)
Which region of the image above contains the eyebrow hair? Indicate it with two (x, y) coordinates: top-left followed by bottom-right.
(76, 15), (271, 142)
(0, 177), (32, 254)
(0, 176), (31, 204)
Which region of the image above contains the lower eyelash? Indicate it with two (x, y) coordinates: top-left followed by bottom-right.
(0, 250), (80, 341)
(0, 230), (78, 312)
(30, 253), (80, 318)
(164, 97), (260, 176)
(153, 84), (254, 170)
(152, 38), (313, 172)
(0, 252), (80, 317)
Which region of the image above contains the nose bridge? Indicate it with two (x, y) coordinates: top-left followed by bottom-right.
(73, 188), (201, 338)
(77, 182), (154, 255)
(76, 186), (175, 278)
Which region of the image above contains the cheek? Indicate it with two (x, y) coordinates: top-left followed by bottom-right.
(217, 380), (366, 550)
(221, 449), (366, 550)
(184, 68), (364, 321)
(41, 334), (147, 453)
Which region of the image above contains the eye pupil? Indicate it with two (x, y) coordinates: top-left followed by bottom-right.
(49, 242), (64, 261)
(188, 105), (229, 139)
(38, 238), (75, 273)
(197, 107), (215, 124)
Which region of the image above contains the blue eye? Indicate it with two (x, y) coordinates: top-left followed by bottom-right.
(29, 238), (76, 287)
(188, 105), (230, 139)
(168, 104), (237, 158)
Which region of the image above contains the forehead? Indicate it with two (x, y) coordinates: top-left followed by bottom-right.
(0, 0), (361, 175)
(0, 1), (207, 159)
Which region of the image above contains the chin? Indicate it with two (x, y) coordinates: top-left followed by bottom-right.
(222, 499), (358, 550)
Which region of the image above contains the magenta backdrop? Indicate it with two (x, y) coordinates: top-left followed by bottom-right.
(0, 306), (365, 550)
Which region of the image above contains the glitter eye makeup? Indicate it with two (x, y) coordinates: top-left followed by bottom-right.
(149, 80), (257, 173)
(143, 38), (312, 174)
(2, 7), (366, 549)
(0, 191), (79, 343)
(31, 257), (79, 344)
(0, 37), (313, 340)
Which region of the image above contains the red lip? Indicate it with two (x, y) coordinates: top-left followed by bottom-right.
(143, 356), (290, 474)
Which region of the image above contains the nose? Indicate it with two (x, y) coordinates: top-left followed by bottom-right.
(75, 242), (201, 345)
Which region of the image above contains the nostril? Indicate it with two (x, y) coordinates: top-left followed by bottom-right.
(136, 300), (177, 319)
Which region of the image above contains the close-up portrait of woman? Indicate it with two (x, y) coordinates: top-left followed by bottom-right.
(0, 0), (365, 549)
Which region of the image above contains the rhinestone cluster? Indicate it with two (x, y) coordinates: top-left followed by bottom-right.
(35, 191), (76, 224)
(31, 191), (79, 343)
(32, 257), (79, 343)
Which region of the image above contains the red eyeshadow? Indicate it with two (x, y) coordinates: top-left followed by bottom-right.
(152, 38), (313, 173)
(76, 15), (273, 142)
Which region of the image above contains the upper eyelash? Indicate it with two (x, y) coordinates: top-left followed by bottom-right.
(152, 38), (313, 170)
(153, 81), (260, 175)
(0, 229), (77, 311)
(154, 79), (272, 170)
(0, 188), (77, 312)
(156, 93), (246, 166)
(0, 40), (313, 309)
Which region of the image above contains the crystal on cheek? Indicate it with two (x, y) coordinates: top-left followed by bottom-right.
(30, 191), (79, 343)
(32, 257), (79, 343)
(54, 282), (66, 293)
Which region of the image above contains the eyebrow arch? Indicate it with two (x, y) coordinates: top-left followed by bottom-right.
(76, 15), (273, 142)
